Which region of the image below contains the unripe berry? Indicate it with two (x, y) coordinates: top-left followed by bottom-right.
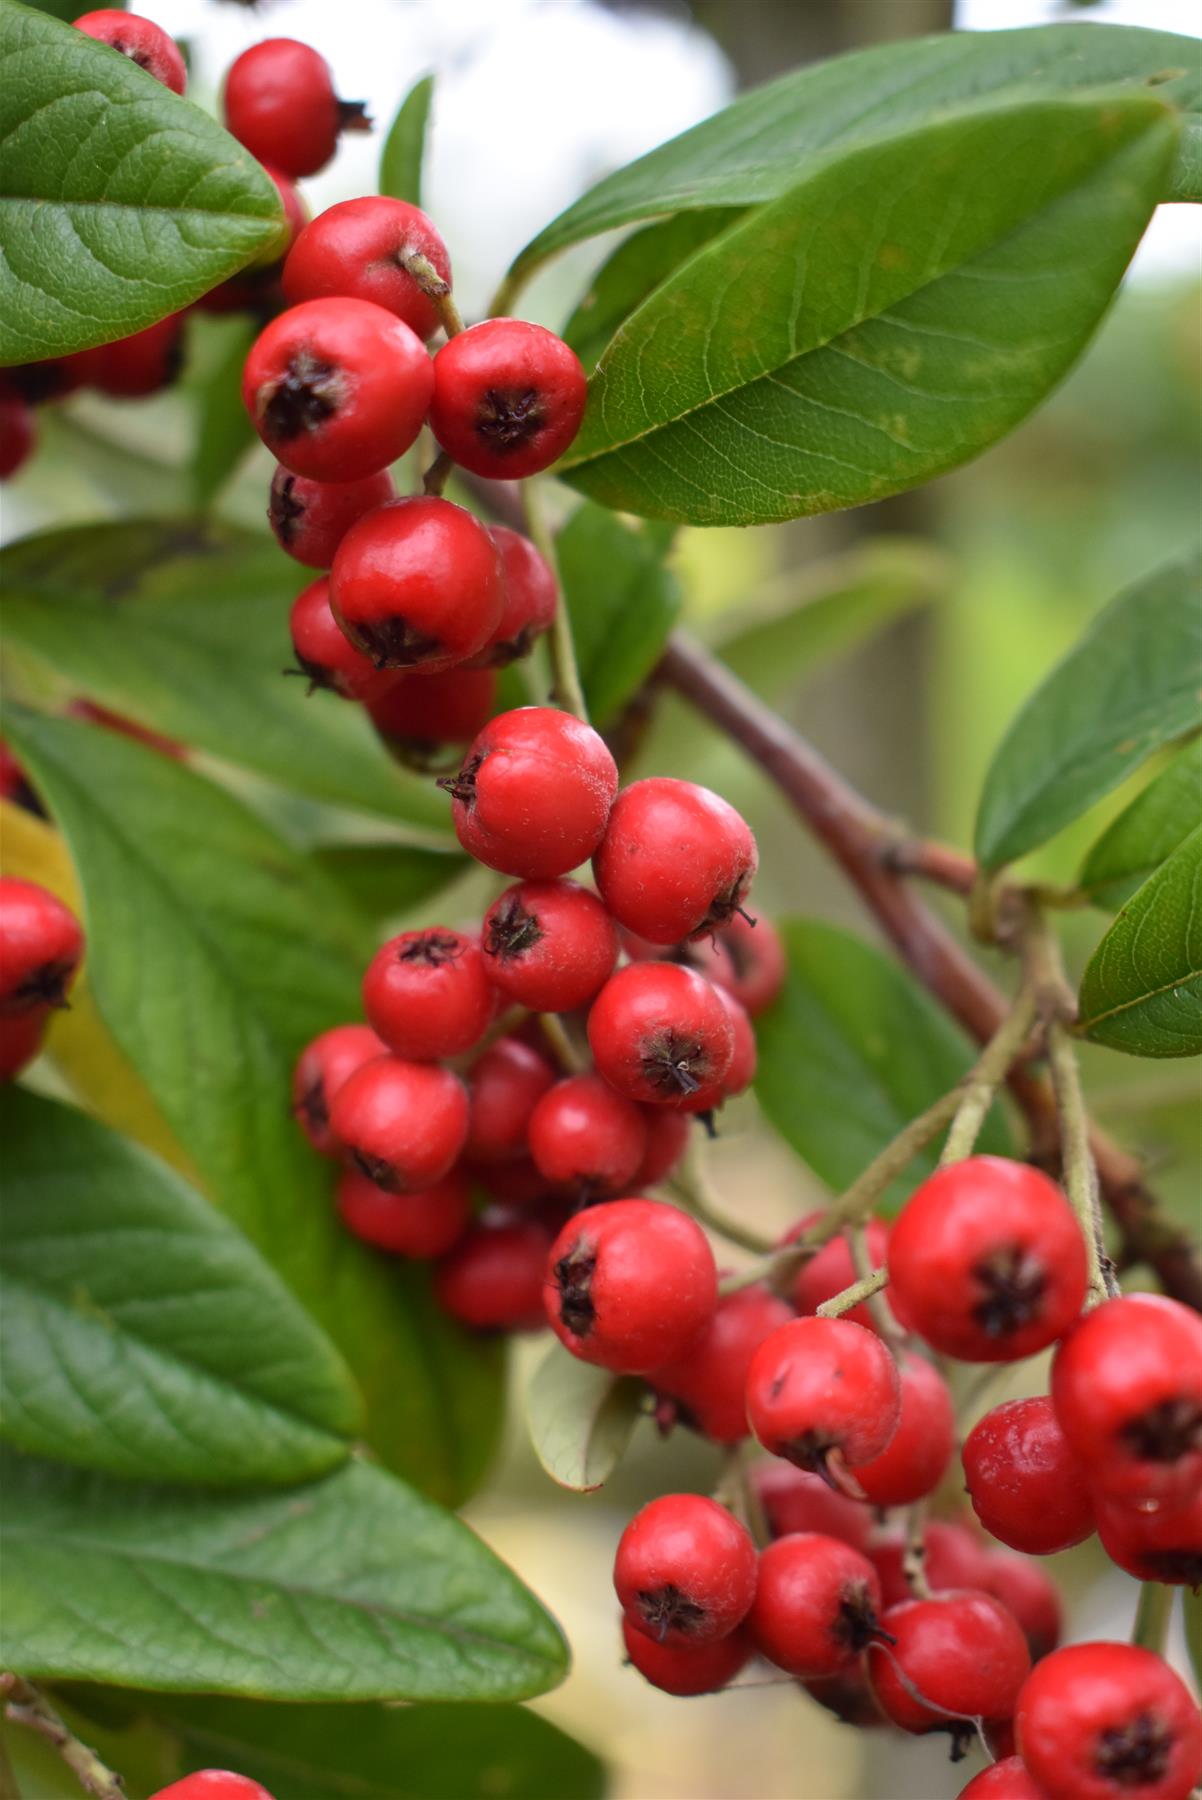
(632, 1108), (690, 1188)
(288, 577), (399, 704)
(1093, 1488), (1202, 1588)
(870, 1519), (994, 1610)
(866, 1589), (1031, 1746)
(367, 669), (497, 761)
(852, 1352), (955, 1508)
(362, 928), (494, 1062)
(222, 39), (368, 179)
(587, 962), (734, 1108)
(468, 528), (557, 668)
(753, 1464), (873, 1553)
(963, 1396), (1096, 1556)
(464, 1037), (555, 1164)
(434, 1213), (552, 1331)
(957, 1757), (1044, 1799)
(651, 1283), (793, 1445)
(74, 9), (186, 93)
(621, 1615), (751, 1696)
(0, 878), (85, 1015)
(269, 466), (396, 569)
(336, 1165), (469, 1258)
(982, 1551), (1062, 1663)
(291, 1022), (387, 1156)
(0, 1009), (47, 1082)
(744, 1316), (900, 1485)
(0, 394), (35, 481)
(430, 319), (587, 480)
(328, 1056), (467, 1193)
(593, 778), (757, 944)
(1016, 1642), (1202, 1800)
(686, 911), (786, 1016)
(544, 1197), (716, 1373)
(614, 1494), (757, 1647)
(482, 879), (617, 1013)
(283, 197), (452, 342)
(750, 1532), (888, 1679)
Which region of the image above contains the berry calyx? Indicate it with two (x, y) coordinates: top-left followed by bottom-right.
(750, 1532), (890, 1679)
(223, 40), (369, 179)
(481, 879), (617, 1013)
(366, 668), (497, 762)
(650, 1283), (793, 1445)
(593, 777), (758, 945)
(744, 1316), (901, 1489)
(283, 197), (452, 342)
(587, 962), (735, 1108)
(963, 1396), (1097, 1556)
(149, 1774), (276, 1800)
(429, 320), (587, 480)
(957, 1757), (1044, 1798)
(337, 1165), (469, 1258)
(288, 577), (400, 704)
(464, 1036), (556, 1165)
(269, 465), (396, 570)
(328, 1055), (468, 1192)
(291, 1022), (387, 1157)
(434, 1213), (552, 1332)
(684, 911), (786, 1016)
(362, 927), (494, 1062)
(1093, 1488), (1202, 1588)
(1016, 1642), (1202, 1800)
(74, 10), (186, 93)
(614, 1494), (757, 1647)
(866, 1589), (1031, 1751)
(0, 878), (85, 1015)
(528, 1073), (648, 1199)
(621, 1615), (752, 1696)
(851, 1351), (955, 1508)
(468, 527), (557, 668)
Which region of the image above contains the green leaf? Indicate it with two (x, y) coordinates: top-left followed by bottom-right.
(555, 502), (681, 725)
(1077, 826), (1202, 1058)
(0, 1450), (568, 1701)
(0, 1087), (357, 1486)
(563, 210), (739, 374)
(513, 22), (1201, 280)
(559, 94), (1175, 526)
(3, 708), (503, 1504)
(1079, 738), (1202, 909)
(754, 920), (1011, 1207)
(188, 315), (258, 509)
(0, 519), (451, 827)
(314, 841), (469, 921)
(0, 0), (283, 362)
(975, 550), (1202, 870)
(526, 1342), (643, 1494)
(380, 73), (434, 208)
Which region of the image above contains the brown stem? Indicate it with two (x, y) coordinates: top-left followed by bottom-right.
(1, 1677), (125, 1799)
(881, 834), (977, 894)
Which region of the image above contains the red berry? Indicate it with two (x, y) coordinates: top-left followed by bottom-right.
(252, 166), (309, 269)
(888, 1156), (1088, 1362)
(288, 577), (399, 704)
(467, 527), (557, 668)
(686, 912), (786, 1017)
(291, 1022), (387, 1157)
(242, 299), (431, 482)
(786, 1215), (891, 1333)
(745, 1316), (901, 1485)
(464, 1037), (555, 1164)
(870, 1520), (994, 1610)
(614, 1494), (757, 1647)
(0, 1009), (48, 1082)
(72, 314), (186, 399)
(74, 9), (186, 93)
(593, 778), (758, 945)
(367, 668), (497, 759)
(336, 1165), (469, 1258)
(963, 1396), (1096, 1556)
(482, 879), (617, 1013)
(0, 394), (36, 479)
(362, 928), (494, 1061)
(528, 1074), (647, 1198)
(328, 1055), (467, 1192)
(587, 962), (734, 1108)
(544, 1197), (716, 1373)
(1017, 1642), (1202, 1800)
(149, 1775), (275, 1800)
(269, 466), (396, 570)
(621, 1614), (750, 1696)
(429, 319), (586, 480)
(1095, 1486), (1202, 1587)
(3, 359), (87, 405)
(283, 197), (451, 341)
(866, 1589), (1031, 1746)
(444, 707), (617, 880)
(712, 985), (756, 1100)
(434, 1213), (551, 1331)
(852, 1352), (955, 1507)
(753, 1464), (873, 1553)
(982, 1551), (1061, 1663)
(467, 1154), (550, 1208)
(331, 496), (502, 673)
(957, 1757), (1044, 1799)
(750, 1532), (888, 1679)
(651, 1283), (793, 1445)
(1052, 1294), (1202, 1509)
(223, 40), (368, 179)
(632, 1108), (690, 1188)
(0, 878), (85, 1015)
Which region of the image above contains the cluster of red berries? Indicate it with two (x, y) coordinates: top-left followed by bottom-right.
(0, 877), (86, 1080)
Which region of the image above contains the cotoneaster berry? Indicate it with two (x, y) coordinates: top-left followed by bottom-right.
(685, 911), (786, 1017)
(468, 527), (557, 667)
(291, 1022), (387, 1157)
(750, 1533), (889, 1679)
(429, 319), (587, 480)
(283, 197), (452, 342)
(744, 1316), (901, 1487)
(754, 1464), (873, 1554)
(367, 668), (497, 761)
(866, 1589), (1031, 1749)
(269, 465), (396, 569)
(362, 928), (494, 1061)
(468, 1154), (550, 1208)
(0, 394), (35, 481)
(710, 985), (756, 1103)
(957, 1759), (1044, 1799)
(651, 1283), (793, 1445)
(785, 1214), (899, 1335)
(252, 166), (309, 270)
(481, 878), (617, 1013)
(528, 1074), (648, 1198)
(74, 9), (186, 93)
(149, 1776), (277, 1800)
(544, 1197), (717, 1373)
(621, 1616), (751, 1697)
(982, 1551), (1061, 1663)
(887, 1155), (1088, 1362)
(0, 1010), (48, 1082)
(0, 878), (85, 1014)
(223, 39), (368, 178)
(72, 313), (187, 399)
(336, 1165), (469, 1258)
(587, 962), (734, 1108)
(288, 577), (399, 704)
(593, 778), (758, 945)
(614, 1494), (757, 1647)
(434, 1213), (552, 1331)
(1016, 1642), (1202, 1800)
(242, 299), (432, 482)
(1093, 1488), (1202, 1588)
(963, 1396), (1096, 1556)
(870, 1519), (994, 1610)
(464, 1036), (555, 1164)
(633, 1108), (690, 1188)
(328, 1055), (467, 1192)
(852, 1352), (955, 1508)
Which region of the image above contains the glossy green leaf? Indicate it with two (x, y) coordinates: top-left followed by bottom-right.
(0, 0), (283, 362)
(314, 841), (469, 921)
(1080, 739), (1202, 909)
(4, 708), (503, 1503)
(556, 502), (681, 724)
(189, 315), (258, 509)
(0, 1450), (567, 1701)
(514, 22), (1200, 280)
(559, 94), (1174, 526)
(976, 550), (1202, 869)
(526, 1342), (643, 1494)
(0, 1087), (357, 1485)
(380, 73), (434, 207)
(754, 920), (1011, 1207)
(563, 210), (739, 374)
(0, 519), (450, 827)
(1077, 825), (1202, 1058)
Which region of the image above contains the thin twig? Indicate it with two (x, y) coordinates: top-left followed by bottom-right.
(1048, 1018), (1120, 1304)
(521, 483), (588, 722)
(670, 1133), (776, 1255)
(902, 1503), (932, 1599)
(938, 982), (1038, 1168)
(2, 1676), (125, 1800)
(815, 1260), (890, 1319)
(537, 1011), (587, 1074)
(1132, 1581), (1174, 1656)
(882, 835), (977, 894)
(422, 449), (455, 496)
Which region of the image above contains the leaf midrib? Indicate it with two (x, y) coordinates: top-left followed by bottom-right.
(1079, 965), (1202, 1031)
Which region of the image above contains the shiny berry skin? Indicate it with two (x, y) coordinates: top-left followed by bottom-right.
(328, 1056), (467, 1193)
(362, 928), (494, 1062)
(982, 1551), (1061, 1663)
(74, 10), (186, 92)
(482, 879), (617, 1013)
(785, 1213), (904, 1335)
(331, 496), (502, 673)
(633, 1107), (689, 1188)
(593, 778), (758, 945)
(587, 962), (734, 1108)
(753, 1463), (873, 1554)
(222, 40), (368, 179)
(614, 1494), (757, 1647)
(444, 708), (618, 880)
(866, 1589), (1031, 1745)
(0, 1009), (47, 1081)
(283, 197), (451, 342)
(464, 1037), (555, 1164)
(269, 465), (396, 570)
(1017, 1642), (1202, 1800)
(852, 1352), (955, 1507)
(429, 320), (587, 480)
(1094, 1489), (1202, 1588)
(468, 528), (557, 668)
(963, 1396), (1096, 1556)
(434, 1213), (551, 1331)
(870, 1520), (994, 1610)
(336, 1165), (469, 1259)
(243, 300), (432, 483)
(0, 394), (35, 480)
(957, 1758), (1044, 1799)
(651, 1283), (793, 1445)
(291, 1022), (387, 1156)
(745, 1315), (901, 1485)
(1051, 1294), (1202, 1509)
(750, 1532), (888, 1679)
(288, 577), (399, 704)
(888, 1156), (1088, 1362)
(0, 878), (85, 1015)
(149, 1775), (276, 1800)
(686, 911), (786, 1016)
(367, 668), (497, 760)
(621, 1615), (751, 1696)
(544, 1197), (717, 1373)
(528, 1074), (647, 1198)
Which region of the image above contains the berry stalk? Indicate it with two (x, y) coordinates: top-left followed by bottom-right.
(521, 482), (588, 724)
(1, 1676), (125, 1800)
